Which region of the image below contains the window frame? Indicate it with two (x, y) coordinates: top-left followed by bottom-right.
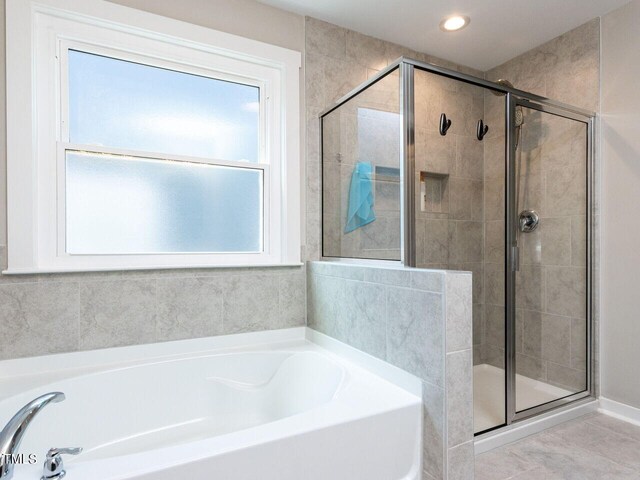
(58, 41), (270, 257)
(6, 0), (301, 273)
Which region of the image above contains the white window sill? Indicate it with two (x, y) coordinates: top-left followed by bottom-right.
(2, 263), (304, 275)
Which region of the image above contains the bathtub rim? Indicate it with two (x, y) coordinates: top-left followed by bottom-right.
(0, 327), (422, 399)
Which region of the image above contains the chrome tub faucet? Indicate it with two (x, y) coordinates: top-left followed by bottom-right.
(0, 392), (65, 479)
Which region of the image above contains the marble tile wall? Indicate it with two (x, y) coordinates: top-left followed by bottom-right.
(480, 19), (599, 391)
(307, 261), (473, 480)
(0, 245), (305, 359)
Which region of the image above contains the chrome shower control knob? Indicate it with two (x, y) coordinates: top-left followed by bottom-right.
(519, 210), (539, 233)
(41, 447), (82, 479)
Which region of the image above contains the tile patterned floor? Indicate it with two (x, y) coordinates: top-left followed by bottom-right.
(475, 413), (640, 479)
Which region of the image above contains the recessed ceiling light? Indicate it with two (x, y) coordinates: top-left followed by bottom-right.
(440, 15), (470, 32)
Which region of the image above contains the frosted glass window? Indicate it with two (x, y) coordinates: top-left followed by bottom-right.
(68, 50), (260, 162)
(66, 151), (262, 254)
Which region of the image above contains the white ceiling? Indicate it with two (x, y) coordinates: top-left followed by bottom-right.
(257, 0), (630, 70)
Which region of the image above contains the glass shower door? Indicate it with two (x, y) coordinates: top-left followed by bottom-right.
(509, 97), (591, 419)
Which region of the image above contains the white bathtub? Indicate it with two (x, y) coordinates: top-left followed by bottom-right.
(0, 328), (422, 480)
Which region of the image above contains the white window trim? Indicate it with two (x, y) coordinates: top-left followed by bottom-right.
(5, 0), (301, 273)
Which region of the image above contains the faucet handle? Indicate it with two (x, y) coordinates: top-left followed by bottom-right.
(41, 447), (82, 479)
(47, 447), (82, 457)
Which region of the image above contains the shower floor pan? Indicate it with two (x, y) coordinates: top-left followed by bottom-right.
(474, 363), (573, 433)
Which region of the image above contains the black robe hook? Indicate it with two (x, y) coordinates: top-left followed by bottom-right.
(439, 113), (452, 136)
(476, 119), (489, 141)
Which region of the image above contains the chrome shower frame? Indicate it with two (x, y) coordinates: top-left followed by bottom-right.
(318, 57), (596, 433)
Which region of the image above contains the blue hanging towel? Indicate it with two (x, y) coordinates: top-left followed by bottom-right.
(344, 162), (376, 233)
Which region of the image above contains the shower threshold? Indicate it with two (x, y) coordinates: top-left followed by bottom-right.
(473, 363), (573, 433)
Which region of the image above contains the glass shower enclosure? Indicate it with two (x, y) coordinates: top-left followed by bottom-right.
(319, 58), (595, 435)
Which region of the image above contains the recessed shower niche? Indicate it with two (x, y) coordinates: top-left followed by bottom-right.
(419, 171), (448, 214)
(320, 58), (594, 435)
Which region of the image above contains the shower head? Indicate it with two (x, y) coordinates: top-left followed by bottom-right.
(514, 107), (524, 127)
(489, 78), (524, 128)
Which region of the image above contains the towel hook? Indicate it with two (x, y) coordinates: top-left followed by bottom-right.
(439, 113), (452, 136)
(476, 119), (489, 141)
